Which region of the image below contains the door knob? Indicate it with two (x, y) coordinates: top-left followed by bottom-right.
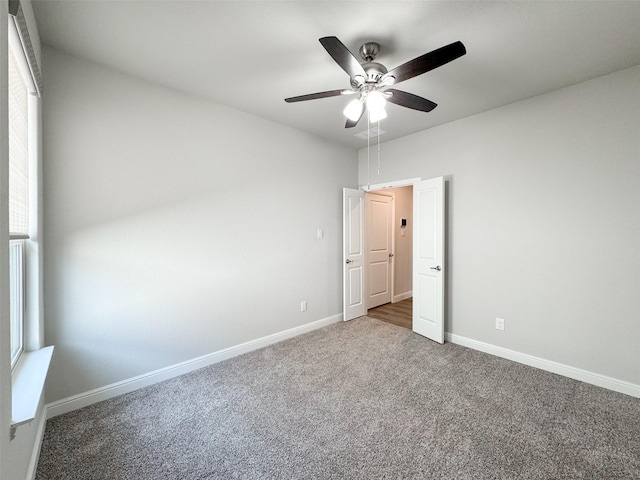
(388, 253), (394, 258)
(346, 259), (353, 264)
(430, 266), (441, 271)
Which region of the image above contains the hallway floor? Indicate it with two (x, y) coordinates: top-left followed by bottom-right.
(366, 297), (412, 330)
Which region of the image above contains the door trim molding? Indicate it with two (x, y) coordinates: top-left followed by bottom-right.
(361, 177), (421, 192)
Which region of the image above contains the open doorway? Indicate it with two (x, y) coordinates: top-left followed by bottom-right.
(343, 177), (446, 343)
(364, 185), (413, 329)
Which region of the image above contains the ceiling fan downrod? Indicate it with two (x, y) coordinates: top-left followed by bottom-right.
(356, 42), (388, 84)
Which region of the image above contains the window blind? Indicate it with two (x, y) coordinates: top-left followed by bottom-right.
(8, 44), (30, 238)
(9, 0), (42, 95)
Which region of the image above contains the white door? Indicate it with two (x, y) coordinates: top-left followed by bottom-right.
(343, 188), (366, 321)
(366, 193), (393, 309)
(413, 177), (445, 343)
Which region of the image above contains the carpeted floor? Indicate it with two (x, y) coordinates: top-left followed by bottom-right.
(37, 317), (640, 479)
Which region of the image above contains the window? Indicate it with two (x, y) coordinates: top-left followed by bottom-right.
(7, 0), (50, 440)
(9, 240), (25, 366)
(8, 14), (37, 369)
(8, 36), (30, 238)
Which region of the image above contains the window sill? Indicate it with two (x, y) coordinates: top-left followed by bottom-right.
(11, 346), (54, 439)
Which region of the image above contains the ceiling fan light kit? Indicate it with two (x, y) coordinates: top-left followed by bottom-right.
(343, 98), (364, 122)
(366, 90), (388, 122)
(285, 36), (466, 129)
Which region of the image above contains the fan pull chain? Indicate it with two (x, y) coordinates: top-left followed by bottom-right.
(367, 111), (371, 190)
(377, 119), (381, 176)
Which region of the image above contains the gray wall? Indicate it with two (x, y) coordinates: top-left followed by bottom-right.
(391, 186), (412, 299)
(359, 66), (640, 385)
(42, 47), (357, 403)
(383, 186), (412, 299)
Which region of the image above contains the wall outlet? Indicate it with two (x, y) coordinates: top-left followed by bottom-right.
(316, 229), (324, 239)
(301, 300), (307, 312)
(495, 317), (505, 331)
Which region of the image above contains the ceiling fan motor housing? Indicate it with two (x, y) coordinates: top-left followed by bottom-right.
(350, 61), (388, 87)
(362, 62), (387, 82)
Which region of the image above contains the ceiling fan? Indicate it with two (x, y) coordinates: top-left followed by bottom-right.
(285, 36), (466, 128)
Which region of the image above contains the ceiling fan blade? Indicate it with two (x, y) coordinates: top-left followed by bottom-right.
(345, 107), (366, 128)
(284, 89), (345, 103)
(381, 41), (466, 85)
(319, 36), (367, 79)
(385, 89), (437, 112)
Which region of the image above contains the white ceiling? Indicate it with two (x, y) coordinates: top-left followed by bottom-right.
(32, 1), (640, 149)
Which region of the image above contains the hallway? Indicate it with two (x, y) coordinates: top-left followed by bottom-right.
(366, 298), (412, 330)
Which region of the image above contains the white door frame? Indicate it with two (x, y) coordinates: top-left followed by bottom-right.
(362, 178), (422, 192)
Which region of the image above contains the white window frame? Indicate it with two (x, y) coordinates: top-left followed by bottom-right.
(8, 16), (37, 371)
(7, 0), (52, 442)
(9, 239), (25, 367)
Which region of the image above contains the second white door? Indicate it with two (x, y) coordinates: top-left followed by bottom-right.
(412, 177), (445, 343)
(366, 192), (393, 309)
(343, 188), (366, 321)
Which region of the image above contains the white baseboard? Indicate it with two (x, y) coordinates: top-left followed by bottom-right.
(27, 403), (48, 480)
(446, 332), (640, 398)
(46, 313), (343, 419)
(393, 291), (412, 303)
(45, 315), (639, 420)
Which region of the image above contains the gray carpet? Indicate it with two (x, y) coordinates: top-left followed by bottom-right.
(37, 318), (640, 479)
